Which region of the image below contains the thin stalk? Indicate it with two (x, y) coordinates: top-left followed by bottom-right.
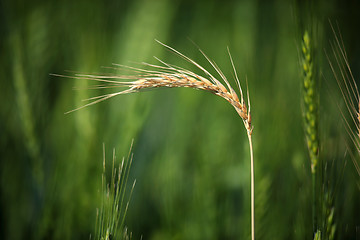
(247, 131), (255, 240)
(312, 170), (317, 232)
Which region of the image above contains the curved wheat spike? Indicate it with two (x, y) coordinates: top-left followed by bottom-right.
(58, 41), (255, 240)
(61, 42), (252, 130)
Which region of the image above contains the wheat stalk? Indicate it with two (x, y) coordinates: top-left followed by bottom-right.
(56, 41), (254, 240)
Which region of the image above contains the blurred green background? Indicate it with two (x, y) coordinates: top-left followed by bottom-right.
(1, 0), (360, 239)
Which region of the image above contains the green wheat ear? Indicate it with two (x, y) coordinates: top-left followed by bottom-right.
(302, 31), (319, 174)
(313, 230), (321, 240)
(94, 142), (136, 240)
(301, 30), (321, 234)
(323, 192), (336, 240)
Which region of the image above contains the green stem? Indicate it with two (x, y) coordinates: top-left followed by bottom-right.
(247, 131), (255, 240)
(312, 169), (317, 232)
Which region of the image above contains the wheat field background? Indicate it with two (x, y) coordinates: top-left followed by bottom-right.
(1, 0), (359, 239)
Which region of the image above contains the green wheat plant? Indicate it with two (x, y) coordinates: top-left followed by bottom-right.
(322, 192), (336, 240)
(93, 143), (136, 240)
(59, 41), (255, 240)
(313, 230), (321, 240)
(301, 31), (320, 233)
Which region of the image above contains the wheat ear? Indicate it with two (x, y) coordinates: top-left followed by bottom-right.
(301, 31), (320, 232)
(96, 142), (135, 239)
(58, 41), (254, 239)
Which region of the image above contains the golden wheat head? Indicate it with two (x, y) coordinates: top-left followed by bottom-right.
(56, 40), (252, 134)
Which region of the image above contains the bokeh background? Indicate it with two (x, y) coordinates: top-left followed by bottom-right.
(1, 0), (360, 239)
